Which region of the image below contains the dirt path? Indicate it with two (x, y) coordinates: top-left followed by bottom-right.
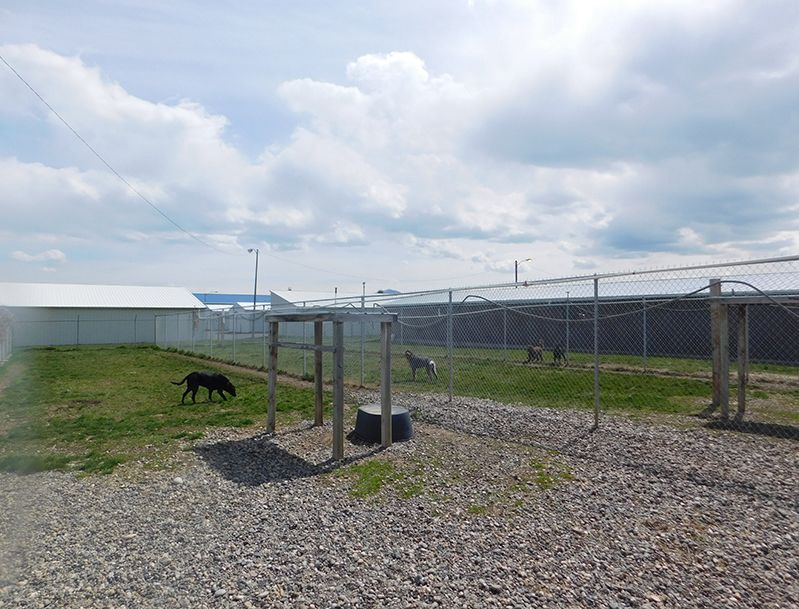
(166, 350), (339, 391)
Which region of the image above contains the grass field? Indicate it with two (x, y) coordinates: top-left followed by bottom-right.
(176, 336), (799, 420)
(0, 345), (330, 475)
(2, 342), (797, 476)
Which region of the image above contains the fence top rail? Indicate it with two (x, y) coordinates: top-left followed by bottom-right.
(272, 254), (799, 309)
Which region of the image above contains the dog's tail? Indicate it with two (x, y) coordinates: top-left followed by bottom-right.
(171, 375), (190, 386)
(430, 360), (438, 379)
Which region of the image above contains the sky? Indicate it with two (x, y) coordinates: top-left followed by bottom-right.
(2, 0), (799, 295)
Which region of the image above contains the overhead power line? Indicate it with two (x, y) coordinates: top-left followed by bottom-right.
(0, 52), (230, 253)
(0, 52), (531, 288)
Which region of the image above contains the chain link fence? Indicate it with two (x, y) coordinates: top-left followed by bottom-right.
(155, 257), (799, 439)
(0, 308), (12, 365)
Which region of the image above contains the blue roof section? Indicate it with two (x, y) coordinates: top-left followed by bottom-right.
(194, 293), (271, 305)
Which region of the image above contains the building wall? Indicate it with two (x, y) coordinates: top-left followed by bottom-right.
(8, 307), (200, 346)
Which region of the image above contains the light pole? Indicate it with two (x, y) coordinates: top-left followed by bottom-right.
(514, 258), (532, 287)
(247, 248), (259, 338)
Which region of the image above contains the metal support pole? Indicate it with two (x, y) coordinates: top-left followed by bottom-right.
(736, 304), (748, 422)
(233, 312), (237, 362)
(134, 314), (138, 344)
(267, 321), (278, 433)
(642, 297), (648, 372)
(592, 277), (600, 430)
(380, 321), (392, 448)
(360, 295), (365, 386)
(302, 323), (308, 377)
(447, 290), (454, 403)
(314, 321), (323, 426)
(565, 291), (570, 359)
(76, 315), (80, 345)
(503, 308), (507, 359)
(333, 321), (345, 460)
(262, 313), (267, 368)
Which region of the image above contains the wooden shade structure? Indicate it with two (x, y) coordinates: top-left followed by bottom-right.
(263, 309), (397, 460)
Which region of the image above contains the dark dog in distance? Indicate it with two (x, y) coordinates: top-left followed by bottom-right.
(553, 345), (567, 366)
(525, 344), (544, 363)
(404, 350), (438, 381)
(172, 371), (237, 404)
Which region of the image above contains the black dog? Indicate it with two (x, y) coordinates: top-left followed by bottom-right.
(553, 345), (567, 366)
(172, 371), (237, 404)
(404, 350), (438, 381)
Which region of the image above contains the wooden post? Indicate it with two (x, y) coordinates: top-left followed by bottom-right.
(736, 304), (748, 422)
(333, 321), (344, 460)
(267, 321), (278, 433)
(314, 321), (323, 426)
(380, 321), (393, 448)
(709, 279), (730, 419)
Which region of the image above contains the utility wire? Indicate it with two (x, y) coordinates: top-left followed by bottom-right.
(1, 52), (547, 287)
(1, 52), (230, 253)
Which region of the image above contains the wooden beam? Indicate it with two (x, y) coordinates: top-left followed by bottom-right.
(267, 321), (278, 434)
(276, 341), (336, 353)
(709, 279), (730, 419)
(314, 321), (323, 427)
(380, 321), (392, 448)
(737, 304), (748, 422)
(332, 321), (344, 460)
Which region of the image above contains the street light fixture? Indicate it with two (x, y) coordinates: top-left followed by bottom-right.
(514, 258), (532, 286)
(247, 248), (259, 340)
(247, 248), (259, 312)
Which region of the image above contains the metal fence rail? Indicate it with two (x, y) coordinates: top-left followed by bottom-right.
(154, 256), (799, 439)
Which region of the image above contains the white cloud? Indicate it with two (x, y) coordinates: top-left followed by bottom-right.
(11, 249), (67, 263)
(2, 2), (799, 291)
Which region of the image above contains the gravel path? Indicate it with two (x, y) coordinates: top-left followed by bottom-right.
(1, 391), (797, 609)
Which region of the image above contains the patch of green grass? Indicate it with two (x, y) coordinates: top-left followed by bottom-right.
(336, 460), (396, 498)
(0, 345), (329, 475)
(334, 458), (426, 499)
(0, 453), (74, 474)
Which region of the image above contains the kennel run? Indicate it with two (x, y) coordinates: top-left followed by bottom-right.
(264, 308), (398, 460)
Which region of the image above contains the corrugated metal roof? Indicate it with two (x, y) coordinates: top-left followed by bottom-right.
(0, 282), (206, 309)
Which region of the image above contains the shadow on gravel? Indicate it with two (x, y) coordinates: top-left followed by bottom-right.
(194, 430), (381, 487)
(703, 419), (798, 441)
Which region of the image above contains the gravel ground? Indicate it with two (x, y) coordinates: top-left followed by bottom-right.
(1, 390), (797, 609)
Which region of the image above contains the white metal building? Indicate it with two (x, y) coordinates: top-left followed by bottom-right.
(0, 282), (206, 346)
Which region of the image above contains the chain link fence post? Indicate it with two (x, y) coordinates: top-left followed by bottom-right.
(593, 276), (600, 430)
(302, 303), (308, 377)
(642, 296), (648, 372)
(360, 294), (365, 386)
(448, 289), (453, 402)
(503, 307), (507, 360)
(262, 311), (267, 369)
